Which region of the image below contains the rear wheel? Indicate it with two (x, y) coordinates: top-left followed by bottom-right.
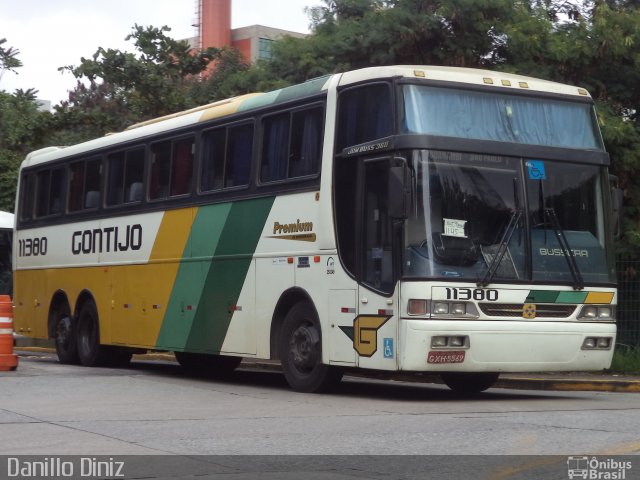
(441, 372), (499, 394)
(175, 351), (242, 376)
(280, 302), (342, 393)
(76, 301), (109, 367)
(53, 308), (79, 365)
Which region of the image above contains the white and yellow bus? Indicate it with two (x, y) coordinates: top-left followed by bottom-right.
(13, 66), (617, 393)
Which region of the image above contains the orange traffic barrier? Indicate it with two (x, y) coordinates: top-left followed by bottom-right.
(0, 295), (18, 371)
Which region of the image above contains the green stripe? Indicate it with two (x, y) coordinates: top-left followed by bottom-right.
(238, 76), (329, 112)
(526, 290), (559, 303)
(556, 291), (588, 303)
(155, 197), (275, 352)
(526, 290), (592, 304)
(155, 204), (231, 349)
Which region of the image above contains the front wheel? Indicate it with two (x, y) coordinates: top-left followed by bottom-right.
(280, 302), (342, 393)
(441, 372), (499, 394)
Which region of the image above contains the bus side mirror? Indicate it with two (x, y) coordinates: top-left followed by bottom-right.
(389, 159), (411, 220)
(609, 175), (623, 239)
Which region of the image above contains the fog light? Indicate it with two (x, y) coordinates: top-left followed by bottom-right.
(449, 336), (464, 347)
(583, 338), (597, 349)
(451, 303), (466, 315)
(433, 302), (450, 315)
(408, 299), (428, 316)
(597, 337), (611, 349)
(431, 336), (447, 347)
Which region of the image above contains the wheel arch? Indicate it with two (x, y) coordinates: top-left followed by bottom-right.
(269, 287), (317, 360)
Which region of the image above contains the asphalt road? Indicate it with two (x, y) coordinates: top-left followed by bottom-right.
(1, 351), (639, 479)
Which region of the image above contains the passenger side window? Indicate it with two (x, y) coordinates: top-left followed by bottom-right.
(261, 106), (323, 183)
(35, 168), (65, 218)
(200, 123), (253, 192)
(68, 158), (100, 212)
(107, 147), (145, 206)
(149, 137), (194, 200)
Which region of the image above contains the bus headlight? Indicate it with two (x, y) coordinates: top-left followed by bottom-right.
(578, 305), (616, 321)
(407, 300), (479, 319)
(433, 302), (450, 315)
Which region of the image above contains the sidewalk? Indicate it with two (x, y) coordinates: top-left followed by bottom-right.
(15, 347), (640, 393)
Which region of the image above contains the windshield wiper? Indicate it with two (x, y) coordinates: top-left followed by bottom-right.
(477, 210), (521, 288)
(544, 207), (584, 290)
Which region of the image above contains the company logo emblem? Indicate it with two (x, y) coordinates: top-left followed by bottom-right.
(340, 315), (391, 357)
(567, 456), (632, 479)
(269, 220), (316, 242)
(523, 303), (537, 319)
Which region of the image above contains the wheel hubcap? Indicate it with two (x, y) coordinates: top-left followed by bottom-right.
(56, 317), (72, 348)
(289, 324), (319, 372)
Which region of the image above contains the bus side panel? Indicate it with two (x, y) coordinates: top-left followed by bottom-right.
(154, 198), (275, 354)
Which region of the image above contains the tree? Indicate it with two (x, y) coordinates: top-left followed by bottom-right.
(60, 25), (221, 122)
(0, 37), (22, 81)
(0, 89), (52, 211)
(267, 0), (520, 84)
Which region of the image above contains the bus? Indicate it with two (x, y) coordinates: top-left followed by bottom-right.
(13, 66), (617, 393)
(0, 211), (13, 296)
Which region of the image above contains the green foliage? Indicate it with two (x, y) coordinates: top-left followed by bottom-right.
(59, 25), (222, 120)
(0, 90), (52, 211)
(0, 38), (22, 74)
(609, 345), (640, 373)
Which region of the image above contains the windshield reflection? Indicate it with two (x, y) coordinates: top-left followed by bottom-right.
(403, 150), (615, 285)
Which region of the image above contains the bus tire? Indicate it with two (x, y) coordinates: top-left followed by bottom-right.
(174, 351), (241, 376)
(76, 300), (109, 367)
(280, 302), (342, 393)
(53, 311), (79, 365)
(441, 372), (499, 394)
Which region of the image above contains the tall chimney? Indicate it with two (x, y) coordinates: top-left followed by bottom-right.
(201, 0), (232, 49)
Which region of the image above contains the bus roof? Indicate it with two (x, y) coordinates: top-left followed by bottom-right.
(338, 65), (593, 98)
(21, 65), (592, 169)
(0, 211), (14, 230)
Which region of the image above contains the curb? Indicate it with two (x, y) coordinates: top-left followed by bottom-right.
(14, 347), (640, 393)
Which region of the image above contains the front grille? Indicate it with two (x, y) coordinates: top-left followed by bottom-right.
(479, 303), (577, 318)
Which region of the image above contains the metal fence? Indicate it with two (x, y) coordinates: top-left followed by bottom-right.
(617, 250), (640, 347)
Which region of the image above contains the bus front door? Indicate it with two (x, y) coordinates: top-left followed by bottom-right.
(355, 157), (399, 371)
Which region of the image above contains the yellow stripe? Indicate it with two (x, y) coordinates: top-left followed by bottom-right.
(585, 292), (615, 304)
(198, 93), (262, 122)
(112, 208), (195, 347)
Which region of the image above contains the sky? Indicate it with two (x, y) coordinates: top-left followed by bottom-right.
(0, 0), (320, 105)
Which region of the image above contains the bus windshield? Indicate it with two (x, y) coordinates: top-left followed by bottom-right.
(403, 150), (616, 285)
(402, 85), (604, 150)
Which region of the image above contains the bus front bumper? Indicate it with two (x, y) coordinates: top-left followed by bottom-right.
(399, 319), (616, 373)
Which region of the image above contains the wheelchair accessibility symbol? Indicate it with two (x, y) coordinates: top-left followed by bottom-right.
(383, 338), (394, 359)
(526, 160), (547, 180)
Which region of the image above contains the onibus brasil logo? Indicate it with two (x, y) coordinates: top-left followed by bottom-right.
(567, 456), (632, 479)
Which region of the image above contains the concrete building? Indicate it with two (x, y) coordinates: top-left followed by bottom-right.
(193, 0), (306, 62)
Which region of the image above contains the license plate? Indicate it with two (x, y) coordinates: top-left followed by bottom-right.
(427, 350), (466, 364)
